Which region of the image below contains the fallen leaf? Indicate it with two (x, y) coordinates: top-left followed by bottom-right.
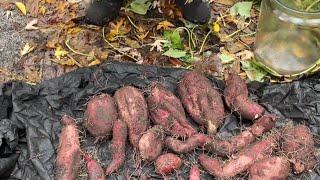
(88, 59), (101, 66)
(125, 38), (141, 49)
(54, 46), (68, 60)
(212, 21), (220, 33)
(157, 20), (175, 30)
(20, 43), (35, 56)
(241, 60), (267, 82)
(129, 0), (152, 15)
(25, 19), (39, 30)
(39, 6), (46, 15)
(149, 39), (169, 52)
(15, 2), (27, 15)
(163, 49), (187, 58)
(219, 53), (235, 64)
(230, 2), (253, 19)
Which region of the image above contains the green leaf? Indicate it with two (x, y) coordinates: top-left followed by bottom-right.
(230, 2), (253, 19)
(163, 49), (187, 58)
(163, 30), (184, 50)
(241, 60), (267, 82)
(180, 54), (200, 63)
(129, 0), (152, 15)
(219, 54), (234, 64)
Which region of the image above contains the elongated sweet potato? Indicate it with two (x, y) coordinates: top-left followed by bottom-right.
(224, 73), (265, 120)
(249, 156), (290, 180)
(205, 115), (277, 156)
(105, 119), (128, 175)
(155, 153), (182, 175)
(165, 134), (211, 154)
(56, 115), (81, 180)
(139, 125), (165, 161)
(84, 93), (118, 137)
(224, 73), (248, 108)
(189, 165), (201, 180)
(199, 135), (278, 178)
(178, 71), (225, 135)
(114, 86), (149, 148)
(148, 84), (196, 137)
(84, 154), (105, 180)
(282, 124), (316, 174)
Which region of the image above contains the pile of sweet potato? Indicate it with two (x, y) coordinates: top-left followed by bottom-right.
(55, 72), (317, 179)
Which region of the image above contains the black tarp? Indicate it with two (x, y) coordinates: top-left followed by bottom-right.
(0, 61), (319, 179)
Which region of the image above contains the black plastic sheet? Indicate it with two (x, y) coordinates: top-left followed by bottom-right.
(0, 61), (319, 179)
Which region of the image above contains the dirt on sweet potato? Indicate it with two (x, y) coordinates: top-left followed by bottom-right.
(84, 93), (118, 137)
(84, 154), (105, 180)
(282, 124), (316, 174)
(105, 119), (128, 175)
(165, 133), (211, 154)
(249, 156), (290, 180)
(139, 125), (165, 161)
(155, 153), (183, 175)
(56, 115), (81, 180)
(178, 71), (225, 135)
(199, 134), (278, 178)
(114, 86), (149, 148)
(148, 84), (196, 138)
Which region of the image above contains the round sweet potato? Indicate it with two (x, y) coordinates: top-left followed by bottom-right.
(139, 125), (165, 161)
(155, 153), (182, 175)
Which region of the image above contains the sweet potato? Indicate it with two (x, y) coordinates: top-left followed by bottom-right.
(205, 115), (277, 156)
(114, 86), (149, 148)
(189, 165), (201, 180)
(105, 119), (128, 175)
(148, 84), (196, 137)
(139, 125), (165, 161)
(282, 124), (316, 174)
(178, 71), (225, 135)
(56, 115), (81, 180)
(165, 134), (211, 154)
(233, 95), (265, 120)
(155, 153), (182, 175)
(224, 73), (265, 120)
(84, 154), (105, 180)
(84, 93), (118, 137)
(224, 73), (248, 108)
(199, 135), (278, 178)
(249, 156), (290, 180)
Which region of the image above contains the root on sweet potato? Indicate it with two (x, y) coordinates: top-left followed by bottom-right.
(114, 86), (149, 148)
(178, 71), (225, 135)
(155, 153), (183, 175)
(105, 119), (128, 175)
(282, 124), (316, 174)
(84, 93), (118, 137)
(165, 134), (211, 154)
(139, 125), (165, 161)
(249, 156), (290, 180)
(189, 165), (201, 180)
(199, 135), (278, 178)
(84, 154), (105, 180)
(205, 115), (277, 156)
(148, 84), (196, 138)
(56, 115), (81, 180)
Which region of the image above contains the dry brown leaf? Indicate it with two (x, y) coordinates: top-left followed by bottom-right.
(25, 19), (39, 30)
(157, 20), (175, 30)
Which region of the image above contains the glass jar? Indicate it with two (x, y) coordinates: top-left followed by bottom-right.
(254, 0), (320, 76)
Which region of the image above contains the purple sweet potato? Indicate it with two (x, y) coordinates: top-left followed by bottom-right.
(249, 156), (290, 180)
(148, 84), (196, 137)
(224, 73), (265, 120)
(114, 86), (149, 148)
(205, 115), (277, 156)
(224, 73), (248, 108)
(165, 134), (211, 154)
(199, 135), (278, 178)
(155, 153), (183, 175)
(84, 93), (118, 137)
(84, 154), (105, 180)
(282, 124), (316, 174)
(139, 125), (165, 161)
(178, 71), (225, 135)
(105, 119), (128, 175)
(189, 165), (201, 180)
(56, 115), (81, 180)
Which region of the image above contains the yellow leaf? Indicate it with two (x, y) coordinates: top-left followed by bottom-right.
(88, 59), (101, 66)
(213, 22), (221, 33)
(157, 20), (175, 30)
(20, 43), (35, 56)
(15, 2), (27, 15)
(54, 46), (68, 60)
(39, 6), (46, 15)
(107, 18), (131, 41)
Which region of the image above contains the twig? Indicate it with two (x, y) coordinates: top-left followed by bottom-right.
(226, 19), (252, 38)
(199, 30), (212, 54)
(65, 39), (95, 58)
